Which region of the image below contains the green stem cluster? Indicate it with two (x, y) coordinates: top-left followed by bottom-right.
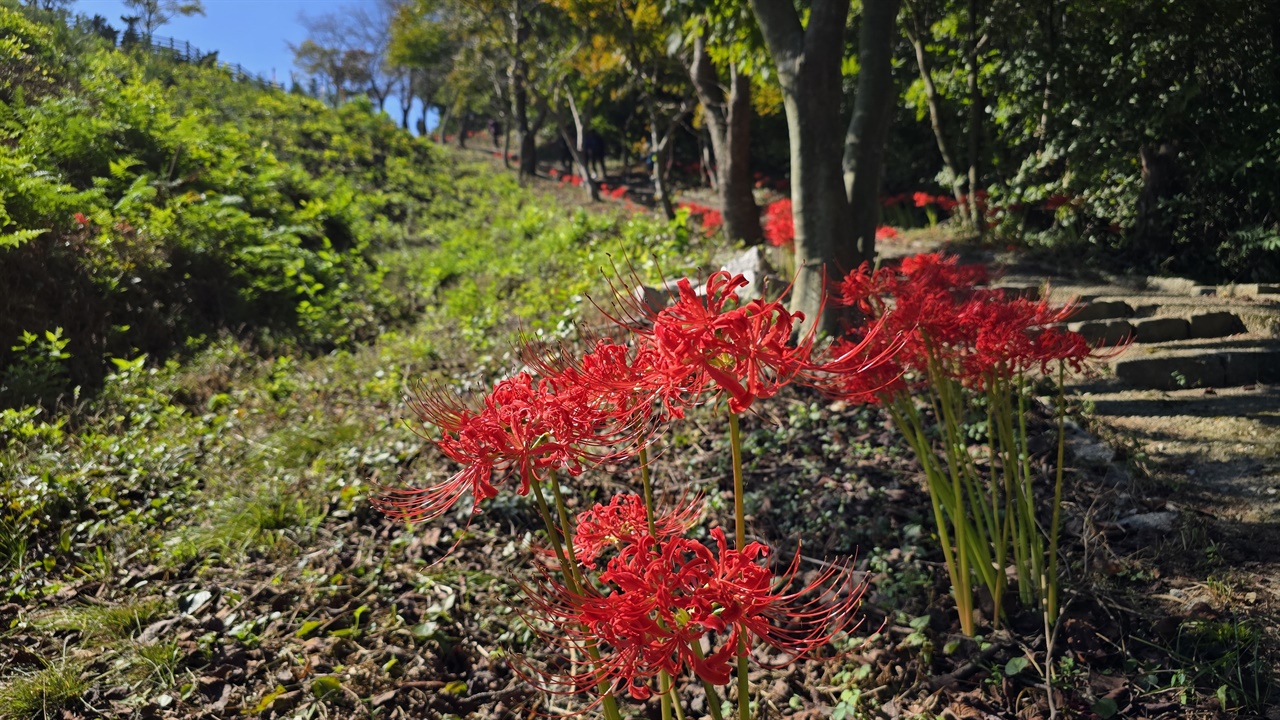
(890, 350), (1071, 636)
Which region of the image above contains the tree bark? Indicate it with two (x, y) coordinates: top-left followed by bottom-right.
(843, 0), (901, 266)
(749, 0), (855, 331)
(647, 96), (677, 220)
(400, 71), (414, 130)
(689, 35), (762, 245)
(966, 0), (984, 236)
(509, 0), (537, 180)
(457, 111), (471, 148)
(435, 98), (454, 143)
(558, 121), (600, 201)
(903, 0), (967, 217)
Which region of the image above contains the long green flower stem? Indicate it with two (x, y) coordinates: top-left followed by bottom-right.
(1047, 363), (1066, 622)
(728, 413), (750, 720)
(638, 446), (725, 720)
(889, 400), (973, 636)
(527, 479), (623, 720)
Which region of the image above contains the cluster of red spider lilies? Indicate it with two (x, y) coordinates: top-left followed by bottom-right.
(372, 253), (1116, 717)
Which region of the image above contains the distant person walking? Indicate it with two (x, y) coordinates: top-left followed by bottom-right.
(488, 118), (500, 149)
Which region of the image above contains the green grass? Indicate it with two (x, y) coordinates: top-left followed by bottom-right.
(30, 598), (167, 643)
(129, 641), (182, 687)
(0, 662), (86, 720)
(1172, 619), (1274, 713)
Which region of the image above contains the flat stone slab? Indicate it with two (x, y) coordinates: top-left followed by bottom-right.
(1188, 312), (1247, 339)
(1069, 300), (1134, 322)
(1115, 354), (1225, 390)
(1113, 347), (1280, 389)
(994, 284), (1042, 300)
(1133, 317), (1190, 343)
(1068, 320), (1133, 346)
(1228, 283), (1280, 297)
(1146, 276), (1198, 294)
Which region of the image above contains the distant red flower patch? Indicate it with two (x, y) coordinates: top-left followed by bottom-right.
(763, 199), (794, 249)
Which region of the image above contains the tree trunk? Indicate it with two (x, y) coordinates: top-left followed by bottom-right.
(502, 124), (512, 169)
(457, 113), (469, 148)
(689, 36), (762, 245)
(558, 121), (600, 201)
(509, 0), (536, 181)
(749, 0), (855, 330)
(1133, 143), (1180, 258)
(966, 0), (983, 237)
(843, 0), (901, 265)
(435, 100), (453, 143)
(401, 72), (414, 130)
(903, 0), (967, 217)
(647, 97), (676, 220)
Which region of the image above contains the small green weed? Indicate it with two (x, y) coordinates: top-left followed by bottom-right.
(166, 482), (326, 563)
(1171, 619), (1273, 713)
(31, 598), (167, 642)
(0, 661), (86, 720)
(130, 641), (182, 687)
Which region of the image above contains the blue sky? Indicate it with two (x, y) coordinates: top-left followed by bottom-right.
(74, 0), (429, 129)
(74, 0), (336, 85)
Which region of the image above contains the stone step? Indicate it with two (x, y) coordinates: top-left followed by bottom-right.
(1109, 339), (1280, 390)
(1067, 310), (1252, 344)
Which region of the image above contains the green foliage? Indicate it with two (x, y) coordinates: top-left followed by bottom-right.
(0, 5), (446, 406)
(390, 167), (703, 352)
(0, 661), (87, 720)
(1, 328), (71, 406)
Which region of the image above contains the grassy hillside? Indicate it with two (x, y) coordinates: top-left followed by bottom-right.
(0, 4), (445, 407)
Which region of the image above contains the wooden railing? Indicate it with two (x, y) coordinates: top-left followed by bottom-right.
(136, 34), (283, 90)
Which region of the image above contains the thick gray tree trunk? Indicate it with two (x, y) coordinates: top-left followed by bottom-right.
(843, 0), (901, 266)
(749, 0), (856, 331)
(689, 36), (762, 245)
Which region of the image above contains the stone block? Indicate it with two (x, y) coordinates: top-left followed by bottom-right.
(1236, 283), (1280, 296)
(1146, 276), (1198, 294)
(1132, 317), (1190, 343)
(1068, 300), (1134, 322)
(996, 284), (1042, 300)
(1114, 355), (1226, 390)
(718, 246), (778, 302)
(1068, 320), (1133, 346)
(1225, 350), (1280, 384)
(1188, 312), (1247, 339)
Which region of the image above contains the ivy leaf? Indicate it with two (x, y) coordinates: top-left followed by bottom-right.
(1004, 657), (1030, 676)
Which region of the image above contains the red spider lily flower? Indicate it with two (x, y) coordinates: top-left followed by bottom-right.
(516, 526), (867, 704)
(875, 226), (899, 240)
(700, 208), (724, 235)
(646, 272), (813, 414)
(912, 191), (933, 208)
(608, 185), (628, 200)
(763, 199), (794, 248)
(571, 493), (702, 569)
(372, 372), (641, 524)
(73, 212), (90, 226)
(522, 335), (704, 423)
(827, 254), (1122, 395)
